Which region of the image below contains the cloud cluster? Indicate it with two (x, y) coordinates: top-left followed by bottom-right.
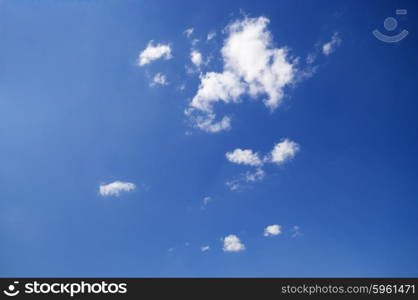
(226, 139), (299, 190)
(99, 181), (136, 196)
(223, 234), (246, 252)
(138, 41), (172, 66)
(137, 19), (340, 134)
(203, 224), (300, 254)
(166, 223), (299, 254)
(132, 17), (317, 256)
(227, 139), (299, 167)
(186, 16), (296, 132)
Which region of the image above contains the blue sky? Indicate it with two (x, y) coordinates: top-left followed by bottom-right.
(0, 0), (417, 277)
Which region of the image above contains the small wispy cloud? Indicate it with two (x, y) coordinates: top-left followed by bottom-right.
(190, 50), (203, 68)
(202, 196), (212, 208)
(178, 83), (186, 91)
(99, 181), (136, 197)
(201, 245), (210, 252)
(226, 168), (265, 191)
(269, 139), (300, 165)
(226, 179), (241, 191)
(322, 32), (342, 55)
(226, 149), (263, 167)
(190, 114), (231, 133)
(245, 168), (265, 182)
(138, 41), (172, 66)
(150, 73), (168, 87)
(291, 225), (302, 238)
(223, 234), (246, 252)
(207, 31), (216, 41)
(184, 27), (194, 38)
(264, 224), (282, 237)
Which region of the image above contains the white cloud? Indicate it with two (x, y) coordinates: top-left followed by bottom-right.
(190, 50), (203, 67)
(184, 28), (194, 38)
(201, 196), (213, 209)
(264, 224), (282, 236)
(207, 31), (216, 41)
(245, 168), (265, 182)
(99, 181), (136, 196)
(226, 149), (263, 167)
(226, 180), (241, 191)
(221, 17), (295, 110)
(201, 245), (210, 252)
(187, 16), (296, 132)
(269, 139), (300, 164)
(138, 41), (172, 66)
(150, 73), (168, 87)
(203, 196), (212, 206)
(223, 234), (246, 252)
(189, 71), (245, 112)
(225, 140), (299, 190)
(306, 52), (317, 65)
(226, 168), (265, 191)
(291, 225), (302, 238)
(192, 113), (231, 133)
(322, 32), (341, 55)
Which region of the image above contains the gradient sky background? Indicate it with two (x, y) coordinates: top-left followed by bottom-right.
(0, 0), (417, 277)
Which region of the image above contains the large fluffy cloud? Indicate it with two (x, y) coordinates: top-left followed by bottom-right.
(138, 41), (172, 66)
(99, 181), (136, 196)
(223, 234), (246, 252)
(187, 16), (296, 132)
